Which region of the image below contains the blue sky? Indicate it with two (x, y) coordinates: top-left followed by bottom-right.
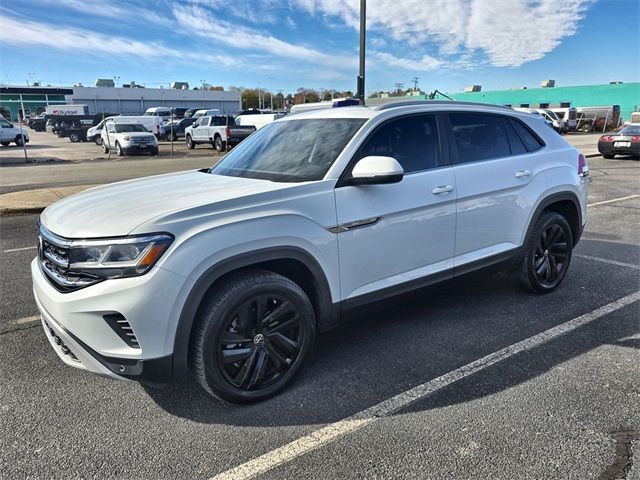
(1, 0), (638, 94)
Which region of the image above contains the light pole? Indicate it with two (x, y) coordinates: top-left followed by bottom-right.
(269, 77), (274, 110)
(356, 0), (366, 105)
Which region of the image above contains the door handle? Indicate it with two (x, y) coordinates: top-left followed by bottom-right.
(432, 185), (454, 194)
(515, 169), (531, 178)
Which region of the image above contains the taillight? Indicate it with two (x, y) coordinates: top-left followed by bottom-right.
(599, 135), (614, 142)
(578, 153), (588, 177)
(226, 126), (231, 138)
(631, 136), (640, 142)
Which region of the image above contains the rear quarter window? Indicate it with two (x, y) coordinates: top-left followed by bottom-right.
(509, 118), (544, 152)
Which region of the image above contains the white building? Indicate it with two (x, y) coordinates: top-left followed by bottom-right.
(66, 86), (241, 115)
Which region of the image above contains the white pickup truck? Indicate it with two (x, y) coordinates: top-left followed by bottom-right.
(0, 115), (29, 146)
(184, 115), (256, 152)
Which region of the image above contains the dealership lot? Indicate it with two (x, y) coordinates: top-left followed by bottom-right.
(1, 154), (639, 479)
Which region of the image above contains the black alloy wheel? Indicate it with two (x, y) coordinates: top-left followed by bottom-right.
(520, 211), (573, 293)
(192, 270), (316, 403)
(217, 294), (303, 391)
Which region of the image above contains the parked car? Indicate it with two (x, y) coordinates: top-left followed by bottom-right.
(235, 112), (282, 130)
(144, 107), (172, 122)
(86, 121), (104, 145)
(184, 108), (199, 118)
(27, 113), (48, 131)
(165, 117), (196, 141)
(538, 109), (565, 133)
(597, 123), (640, 159)
(32, 101), (588, 403)
(100, 120), (158, 156)
(185, 115), (255, 151)
(192, 108), (221, 119)
(0, 115), (30, 146)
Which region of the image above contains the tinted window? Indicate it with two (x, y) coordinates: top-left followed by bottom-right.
(620, 125), (640, 135)
(510, 119), (544, 152)
(449, 113), (511, 163)
(505, 120), (527, 155)
(356, 114), (440, 173)
(211, 119), (366, 182)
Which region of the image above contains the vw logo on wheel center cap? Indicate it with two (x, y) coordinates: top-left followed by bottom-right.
(253, 333), (265, 345)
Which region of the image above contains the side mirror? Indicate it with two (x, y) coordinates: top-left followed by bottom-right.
(347, 156), (404, 185)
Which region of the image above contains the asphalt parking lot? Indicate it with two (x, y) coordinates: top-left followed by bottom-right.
(1, 155), (639, 479)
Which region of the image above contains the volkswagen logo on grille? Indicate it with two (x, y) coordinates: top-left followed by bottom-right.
(253, 333), (265, 346)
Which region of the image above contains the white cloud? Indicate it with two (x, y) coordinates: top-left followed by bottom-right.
(172, 4), (357, 69)
(34, 0), (172, 27)
(0, 14), (242, 68)
(296, 0), (592, 67)
(372, 51), (443, 71)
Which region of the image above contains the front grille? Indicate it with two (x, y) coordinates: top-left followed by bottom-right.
(130, 137), (154, 144)
(103, 313), (140, 349)
(43, 319), (80, 362)
(38, 225), (101, 292)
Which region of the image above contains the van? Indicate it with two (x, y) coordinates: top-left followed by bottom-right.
(107, 115), (164, 138)
(193, 109), (221, 119)
(144, 107), (172, 122)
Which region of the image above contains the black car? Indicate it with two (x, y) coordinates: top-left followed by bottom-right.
(165, 117), (197, 141)
(598, 124), (640, 159)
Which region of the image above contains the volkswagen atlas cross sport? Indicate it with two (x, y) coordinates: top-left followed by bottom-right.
(32, 101), (589, 403)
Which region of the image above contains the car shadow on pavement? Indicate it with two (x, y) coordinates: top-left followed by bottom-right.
(143, 239), (640, 427)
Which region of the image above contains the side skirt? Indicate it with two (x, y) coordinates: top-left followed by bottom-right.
(337, 247), (522, 315)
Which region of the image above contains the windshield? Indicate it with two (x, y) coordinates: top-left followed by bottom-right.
(620, 125), (640, 135)
(210, 118), (366, 182)
(115, 124), (149, 133)
(544, 110), (560, 121)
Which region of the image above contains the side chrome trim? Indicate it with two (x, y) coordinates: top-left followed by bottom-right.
(327, 216), (381, 234)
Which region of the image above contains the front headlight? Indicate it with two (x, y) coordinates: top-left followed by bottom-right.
(123, 135), (131, 141)
(68, 233), (173, 279)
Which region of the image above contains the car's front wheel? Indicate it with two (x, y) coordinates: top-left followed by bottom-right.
(603, 153), (615, 159)
(520, 211), (573, 293)
(115, 142), (124, 156)
(94, 136), (102, 146)
(186, 135), (195, 149)
(15, 136), (24, 146)
(191, 270), (316, 403)
(0, 141), (9, 147)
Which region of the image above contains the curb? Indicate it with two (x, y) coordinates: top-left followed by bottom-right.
(0, 184), (99, 217)
(0, 207), (47, 216)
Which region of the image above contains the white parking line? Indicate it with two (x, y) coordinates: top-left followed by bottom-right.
(12, 315), (40, 326)
(575, 254), (640, 270)
(3, 246), (36, 253)
(588, 194), (640, 207)
(211, 291), (640, 480)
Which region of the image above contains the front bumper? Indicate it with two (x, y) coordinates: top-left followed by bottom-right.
(32, 258), (182, 383)
(122, 143), (158, 154)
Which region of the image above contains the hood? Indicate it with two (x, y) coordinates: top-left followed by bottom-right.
(40, 171), (296, 238)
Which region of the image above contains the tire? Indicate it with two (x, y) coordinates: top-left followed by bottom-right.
(186, 135), (195, 149)
(603, 154), (615, 159)
(214, 135), (226, 152)
(94, 136), (102, 146)
(69, 133), (80, 143)
(15, 136), (24, 146)
(0, 142), (9, 147)
(150, 147), (158, 155)
(102, 142), (109, 154)
(115, 142), (124, 156)
(191, 269), (316, 403)
(519, 211), (573, 293)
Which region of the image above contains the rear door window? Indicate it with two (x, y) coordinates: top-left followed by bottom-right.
(448, 113), (511, 163)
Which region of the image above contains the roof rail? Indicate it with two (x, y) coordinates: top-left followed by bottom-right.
(373, 100), (513, 111)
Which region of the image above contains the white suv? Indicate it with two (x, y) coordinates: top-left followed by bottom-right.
(101, 120), (158, 156)
(32, 101), (589, 402)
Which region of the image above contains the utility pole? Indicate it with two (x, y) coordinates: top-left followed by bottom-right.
(356, 0), (366, 105)
(411, 77), (419, 91)
(395, 83), (404, 94)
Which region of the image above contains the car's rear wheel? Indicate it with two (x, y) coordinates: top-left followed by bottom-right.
(214, 135), (225, 152)
(69, 133), (80, 143)
(191, 270), (316, 403)
(15, 136), (24, 146)
(520, 211), (573, 293)
(603, 153), (614, 159)
(0, 142), (9, 147)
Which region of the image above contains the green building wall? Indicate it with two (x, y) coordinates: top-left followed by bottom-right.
(444, 83), (640, 122)
(0, 93), (68, 121)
